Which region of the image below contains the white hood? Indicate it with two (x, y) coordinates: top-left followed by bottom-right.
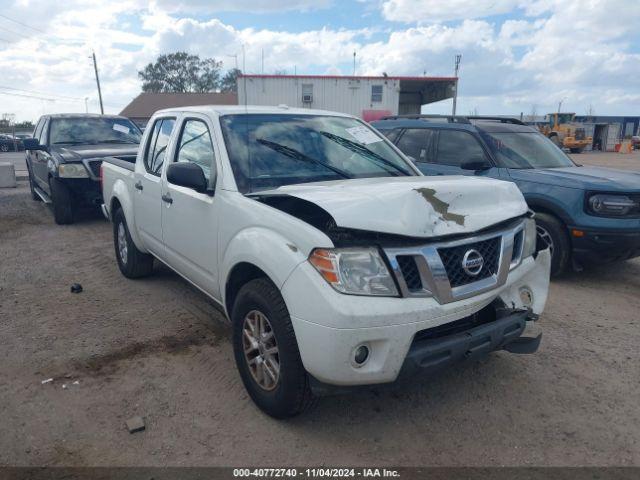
(254, 176), (528, 238)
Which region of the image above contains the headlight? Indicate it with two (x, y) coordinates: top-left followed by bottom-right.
(588, 193), (638, 217)
(523, 217), (537, 258)
(308, 247), (398, 296)
(58, 163), (89, 178)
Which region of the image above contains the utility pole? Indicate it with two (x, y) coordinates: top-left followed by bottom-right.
(91, 51), (104, 114)
(452, 54), (461, 116)
(84, 97), (89, 113)
(353, 51), (356, 76)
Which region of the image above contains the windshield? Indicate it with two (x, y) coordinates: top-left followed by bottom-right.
(49, 118), (142, 145)
(220, 114), (415, 193)
(480, 131), (575, 169)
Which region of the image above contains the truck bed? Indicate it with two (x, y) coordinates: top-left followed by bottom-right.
(102, 156), (135, 172)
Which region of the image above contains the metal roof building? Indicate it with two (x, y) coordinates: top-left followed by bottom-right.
(237, 74), (457, 121)
(120, 92), (238, 127)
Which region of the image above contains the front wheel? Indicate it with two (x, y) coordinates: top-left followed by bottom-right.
(232, 278), (315, 418)
(113, 208), (154, 278)
(49, 177), (74, 224)
(0, 144), (8, 152)
(570, 147), (583, 154)
(535, 212), (570, 277)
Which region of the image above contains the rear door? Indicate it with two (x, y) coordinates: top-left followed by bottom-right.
(394, 128), (438, 175)
(160, 114), (222, 299)
(133, 116), (176, 255)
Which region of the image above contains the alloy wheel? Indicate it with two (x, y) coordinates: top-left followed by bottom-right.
(117, 222), (128, 265)
(242, 309), (280, 391)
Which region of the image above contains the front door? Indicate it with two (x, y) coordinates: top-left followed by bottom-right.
(160, 116), (221, 300)
(428, 129), (503, 180)
(133, 116), (176, 255)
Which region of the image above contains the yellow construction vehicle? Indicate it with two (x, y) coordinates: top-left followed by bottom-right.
(540, 113), (592, 153)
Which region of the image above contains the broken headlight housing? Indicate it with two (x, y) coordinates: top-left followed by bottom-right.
(58, 163), (89, 178)
(309, 247), (398, 296)
(523, 217), (537, 258)
(587, 193), (639, 217)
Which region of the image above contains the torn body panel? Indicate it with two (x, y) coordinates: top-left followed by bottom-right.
(251, 176), (527, 238)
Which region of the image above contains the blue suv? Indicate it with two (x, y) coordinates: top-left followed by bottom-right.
(372, 115), (640, 276)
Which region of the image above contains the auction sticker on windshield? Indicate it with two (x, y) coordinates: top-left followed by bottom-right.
(113, 124), (130, 134)
(345, 126), (382, 145)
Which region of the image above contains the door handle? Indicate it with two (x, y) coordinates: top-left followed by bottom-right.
(134, 181), (143, 191)
(161, 193), (173, 204)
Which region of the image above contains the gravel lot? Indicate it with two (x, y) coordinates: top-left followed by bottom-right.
(0, 152), (639, 467)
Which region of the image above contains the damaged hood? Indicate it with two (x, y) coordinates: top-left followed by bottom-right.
(253, 176), (527, 237)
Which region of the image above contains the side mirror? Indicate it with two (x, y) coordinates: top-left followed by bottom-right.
(166, 162), (209, 194)
(461, 160), (492, 171)
(23, 138), (46, 151)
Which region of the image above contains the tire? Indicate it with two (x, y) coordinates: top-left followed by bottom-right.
(232, 278), (315, 418)
(570, 148), (583, 154)
(534, 212), (570, 277)
(27, 166), (40, 201)
(49, 177), (74, 224)
(113, 208), (154, 278)
(0, 144), (8, 152)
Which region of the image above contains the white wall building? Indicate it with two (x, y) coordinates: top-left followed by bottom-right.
(237, 74), (457, 121)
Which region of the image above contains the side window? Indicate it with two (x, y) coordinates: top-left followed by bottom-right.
(144, 118), (176, 176)
(174, 119), (215, 185)
(397, 129), (436, 163)
(379, 128), (400, 143)
(371, 85), (383, 102)
(38, 119), (50, 145)
(436, 130), (489, 167)
(33, 119), (44, 141)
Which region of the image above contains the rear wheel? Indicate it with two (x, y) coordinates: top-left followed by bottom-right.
(232, 278), (315, 418)
(49, 177), (74, 224)
(113, 208), (154, 278)
(535, 212), (570, 277)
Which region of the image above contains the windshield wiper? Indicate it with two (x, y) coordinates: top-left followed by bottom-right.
(319, 131), (412, 176)
(256, 138), (353, 180)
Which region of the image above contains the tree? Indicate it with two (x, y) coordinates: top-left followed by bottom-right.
(138, 52), (222, 93)
(219, 68), (242, 93)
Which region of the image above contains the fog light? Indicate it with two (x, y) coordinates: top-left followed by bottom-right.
(353, 345), (370, 366)
(519, 287), (533, 308)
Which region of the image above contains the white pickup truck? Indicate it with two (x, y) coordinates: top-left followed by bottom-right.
(101, 105), (551, 418)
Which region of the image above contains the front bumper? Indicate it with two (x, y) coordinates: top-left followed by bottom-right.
(570, 227), (640, 264)
(281, 249), (550, 386)
(62, 177), (102, 206)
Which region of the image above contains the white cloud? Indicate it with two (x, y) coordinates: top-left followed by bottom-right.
(0, 0), (638, 122)
(382, 0), (521, 22)
(151, 0), (333, 14)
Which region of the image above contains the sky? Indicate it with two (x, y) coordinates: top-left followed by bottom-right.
(0, 0), (638, 123)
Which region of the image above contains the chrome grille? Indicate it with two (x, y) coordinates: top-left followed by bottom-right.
(385, 220), (526, 304)
(396, 256), (423, 292)
(437, 236), (501, 288)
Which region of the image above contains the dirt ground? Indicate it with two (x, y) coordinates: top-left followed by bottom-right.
(1, 152), (639, 467)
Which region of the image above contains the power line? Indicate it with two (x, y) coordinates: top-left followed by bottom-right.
(0, 91), (57, 101)
(0, 13), (48, 34)
(0, 85), (84, 101)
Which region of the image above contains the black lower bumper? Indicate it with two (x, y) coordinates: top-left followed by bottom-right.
(397, 309), (539, 380)
(64, 178), (102, 206)
(571, 228), (640, 264)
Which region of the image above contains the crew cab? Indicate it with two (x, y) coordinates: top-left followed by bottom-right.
(101, 106), (550, 418)
(372, 115), (640, 276)
(24, 114), (141, 224)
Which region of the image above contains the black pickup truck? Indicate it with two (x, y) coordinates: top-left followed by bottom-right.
(24, 114), (141, 224)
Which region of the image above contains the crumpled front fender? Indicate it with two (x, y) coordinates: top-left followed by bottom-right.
(499, 248), (551, 315)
